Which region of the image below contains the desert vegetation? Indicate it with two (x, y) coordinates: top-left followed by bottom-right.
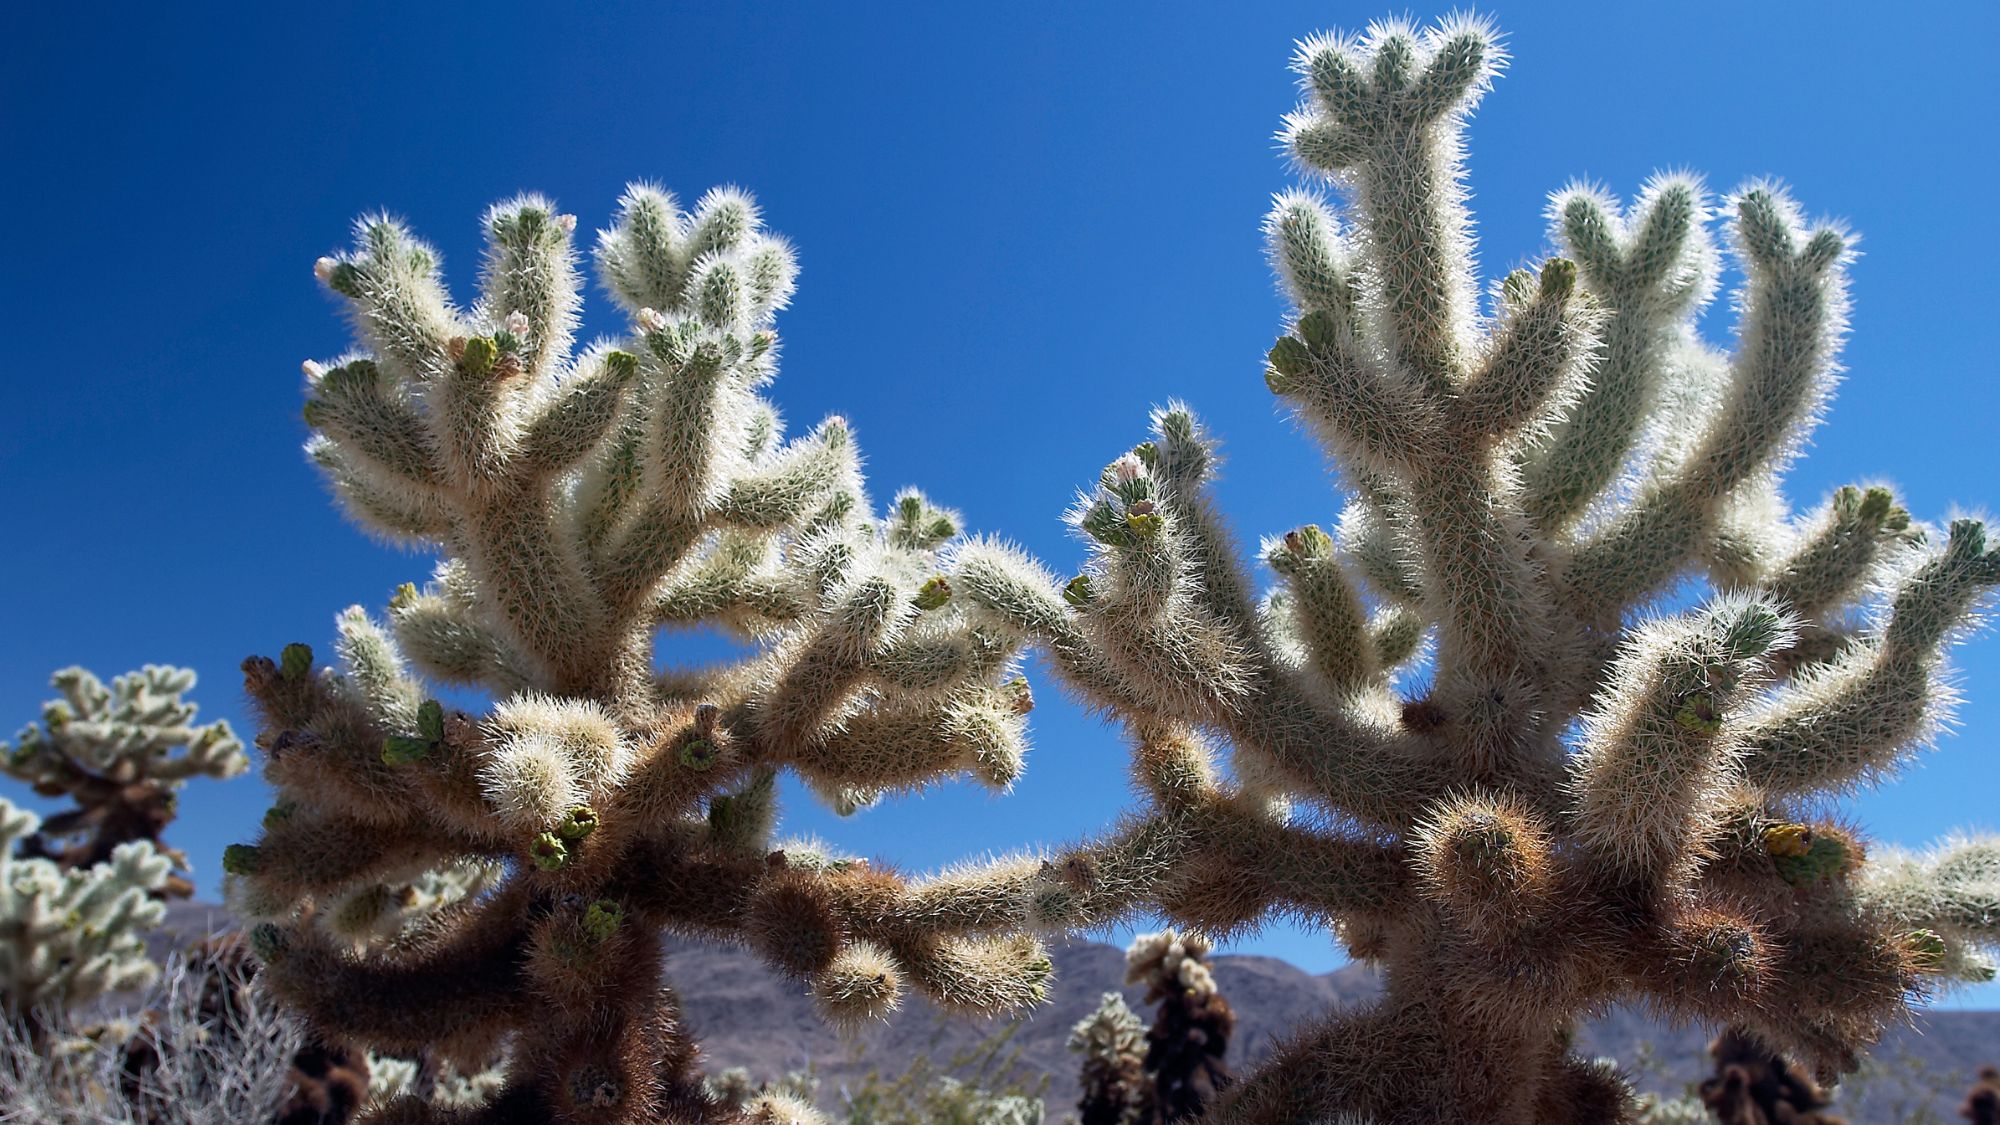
(4, 10), (1998, 1125)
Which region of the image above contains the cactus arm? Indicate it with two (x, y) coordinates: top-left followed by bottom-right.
(1520, 176), (1717, 532)
(1561, 188), (1853, 623)
(1736, 519), (1999, 794)
(1566, 598), (1789, 885)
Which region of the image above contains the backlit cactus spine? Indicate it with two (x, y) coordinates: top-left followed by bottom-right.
(948, 16), (2000, 1124)
(237, 186), (1052, 1124)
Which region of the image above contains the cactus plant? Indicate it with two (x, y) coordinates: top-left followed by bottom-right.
(1069, 991), (1148, 1125)
(945, 15), (2000, 1124)
(1124, 931), (1232, 1122)
(1963, 1065), (2000, 1125)
(1696, 1028), (1846, 1125)
(0, 796), (172, 1038)
(235, 185), (1053, 1123)
(1070, 930), (1233, 1125)
(4, 665), (246, 900)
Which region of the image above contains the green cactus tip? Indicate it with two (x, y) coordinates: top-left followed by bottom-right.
(558, 805), (600, 841)
(222, 843), (262, 876)
(279, 643), (313, 682)
(582, 899), (624, 942)
(530, 832), (570, 871)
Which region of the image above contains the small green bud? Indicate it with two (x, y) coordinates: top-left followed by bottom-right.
(1079, 501), (1130, 546)
(1268, 336), (1311, 381)
(262, 801), (296, 830)
(558, 805), (599, 841)
(1800, 229), (1847, 273)
(1500, 268), (1535, 306)
(603, 349), (639, 381)
(530, 832), (570, 871)
(1131, 441), (1159, 469)
(459, 335), (499, 376)
(279, 643), (313, 682)
(381, 735), (433, 766)
(679, 738), (717, 771)
(325, 261), (364, 298)
(1538, 257), (1577, 300)
(493, 331), (522, 355)
(1674, 693), (1720, 735)
(1063, 575), (1095, 608)
(914, 576), (953, 611)
(1298, 310), (1342, 353)
(389, 582), (419, 611)
(1857, 486), (1895, 527)
(417, 699), (445, 742)
(1948, 518), (1988, 559)
(1773, 833), (1850, 887)
(1717, 604), (1784, 659)
(1126, 510), (1164, 538)
(499, 205), (546, 241)
(1906, 929), (1949, 973)
(582, 900), (624, 942)
(301, 400), (325, 427)
(222, 844), (262, 876)
(1283, 524), (1333, 561)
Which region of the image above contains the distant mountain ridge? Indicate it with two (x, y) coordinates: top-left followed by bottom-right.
(159, 903), (1996, 1123)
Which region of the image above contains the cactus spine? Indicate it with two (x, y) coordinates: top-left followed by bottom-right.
(239, 187), (1051, 1123)
(947, 16), (2000, 1124)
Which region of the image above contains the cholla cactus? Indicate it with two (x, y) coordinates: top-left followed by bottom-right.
(235, 185), (1051, 1123)
(1853, 835), (2000, 983)
(1632, 1093), (1708, 1125)
(1964, 1066), (2000, 1125)
(4, 665), (245, 899)
(946, 15), (2000, 1123)
(1123, 931), (1231, 1122)
(1696, 1028), (1846, 1125)
(0, 797), (171, 1035)
(1068, 992), (1148, 1125)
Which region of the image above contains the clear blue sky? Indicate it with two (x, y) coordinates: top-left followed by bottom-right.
(5, 1), (1996, 1008)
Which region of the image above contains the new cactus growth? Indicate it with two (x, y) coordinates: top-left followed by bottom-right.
(4, 665), (246, 899)
(945, 15), (2000, 1123)
(239, 185), (1053, 1123)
